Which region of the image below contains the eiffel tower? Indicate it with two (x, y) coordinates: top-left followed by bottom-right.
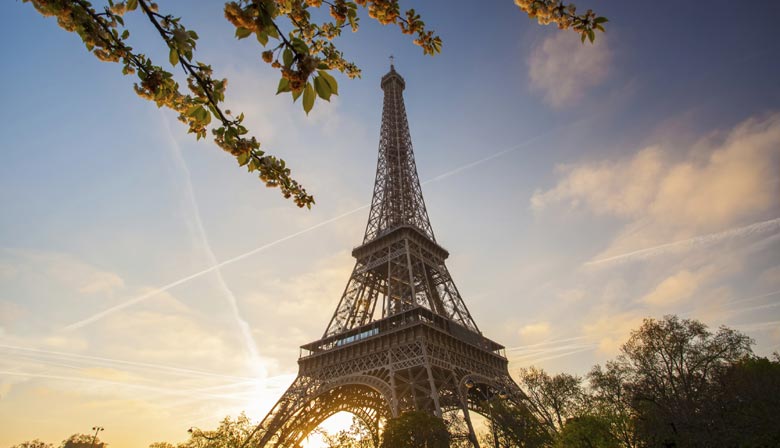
(252, 64), (523, 448)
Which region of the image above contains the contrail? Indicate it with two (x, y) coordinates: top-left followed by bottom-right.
(509, 343), (598, 359)
(64, 203), (369, 330)
(514, 346), (597, 365)
(680, 289), (780, 317)
(0, 343), (255, 381)
(161, 118), (262, 370)
(0, 370), (251, 402)
(505, 336), (588, 352)
(64, 124), (562, 329)
(585, 217), (780, 267)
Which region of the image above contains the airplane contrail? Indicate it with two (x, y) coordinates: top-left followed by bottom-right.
(64, 203), (369, 330)
(0, 370), (252, 402)
(514, 346), (597, 365)
(505, 336), (589, 352)
(585, 217), (780, 267)
(0, 343), (255, 381)
(161, 118), (262, 369)
(64, 124), (564, 330)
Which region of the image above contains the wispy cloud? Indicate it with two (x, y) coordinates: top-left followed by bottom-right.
(528, 32), (611, 108)
(533, 113), (780, 259)
(585, 217), (780, 267)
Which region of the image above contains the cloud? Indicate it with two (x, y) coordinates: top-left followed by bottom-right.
(78, 271), (124, 295)
(518, 321), (551, 339)
(527, 32), (611, 108)
(1, 249), (125, 298)
(583, 310), (646, 355)
(641, 270), (701, 307)
(532, 113), (780, 258)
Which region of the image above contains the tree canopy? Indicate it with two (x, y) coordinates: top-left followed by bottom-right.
(21, 0), (606, 208)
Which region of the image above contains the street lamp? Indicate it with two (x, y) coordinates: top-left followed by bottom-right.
(90, 427), (104, 448)
(465, 379), (506, 448)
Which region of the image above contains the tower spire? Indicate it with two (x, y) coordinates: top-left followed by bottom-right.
(323, 65), (477, 337)
(363, 65), (435, 243)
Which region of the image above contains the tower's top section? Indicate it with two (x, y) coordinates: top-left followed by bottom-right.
(362, 65), (435, 244)
(381, 63), (406, 91)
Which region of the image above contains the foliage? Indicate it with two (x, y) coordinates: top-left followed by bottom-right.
(617, 315), (754, 447)
(379, 410), (449, 448)
(514, 0), (608, 43)
(10, 441), (54, 448)
(554, 415), (620, 448)
(480, 398), (552, 448)
(441, 410), (474, 448)
(488, 316), (773, 448)
(21, 0), (605, 208)
(707, 356), (780, 447)
(146, 412), (260, 448)
(60, 433), (106, 448)
(517, 366), (586, 436)
(587, 362), (639, 448)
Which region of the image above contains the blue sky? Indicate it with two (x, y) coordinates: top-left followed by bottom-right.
(1, 1), (779, 446)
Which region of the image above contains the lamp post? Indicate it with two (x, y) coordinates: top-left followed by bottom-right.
(90, 427), (103, 448)
(465, 379), (506, 448)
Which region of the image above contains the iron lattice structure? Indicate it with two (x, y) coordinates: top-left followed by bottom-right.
(252, 66), (523, 448)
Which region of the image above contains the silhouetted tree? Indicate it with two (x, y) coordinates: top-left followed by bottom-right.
(380, 410), (449, 448)
(61, 433), (106, 448)
(554, 415), (620, 448)
(616, 316), (753, 446)
(517, 366), (587, 438)
(11, 440), (54, 448)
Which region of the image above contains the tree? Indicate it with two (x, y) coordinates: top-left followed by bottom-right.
(587, 362), (639, 448)
(480, 399), (552, 448)
(60, 433), (107, 448)
(611, 315), (754, 447)
(21, 0), (606, 207)
(517, 366), (587, 438)
(554, 415), (620, 448)
(706, 356), (780, 447)
(11, 441), (54, 448)
(379, 410), (449, 448)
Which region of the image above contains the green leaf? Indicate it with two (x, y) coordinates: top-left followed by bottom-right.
(594, 17), (609, 24)
(256, 31), (268, 46)
(291, 38), (308, 54)
(121, 30), (129, 40)
(126, 0), (138, 10)
(588, 29), (595, 43)
(237, 152), (250, 166)
(169, 47), (179, 66)
(291, 88), (303, 102)
(276, 78), (291, 94)
(283, 48), (293, 67)
(186, 105), (203, 117)
(302, 82), (315, 114)
(235, 27), (251, 39)
(313, 76), (331, 101)
(317, 70), (338, 95)
(580, 32), (587, 43)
